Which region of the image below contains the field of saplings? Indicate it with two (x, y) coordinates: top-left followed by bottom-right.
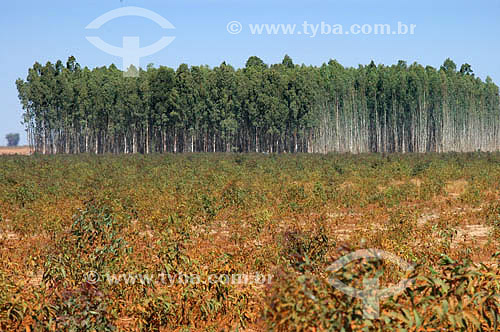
(0, 153), (498, 331)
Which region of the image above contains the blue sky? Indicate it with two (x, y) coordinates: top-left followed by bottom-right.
(1, 0), (499, 145)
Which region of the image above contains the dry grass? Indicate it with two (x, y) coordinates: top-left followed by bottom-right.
(445, 179), (468, 196)
(0, 146), (32, 155)
(0, 153), (498, 331)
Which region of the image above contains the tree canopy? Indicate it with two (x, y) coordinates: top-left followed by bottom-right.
(16, 56), (500, 154)
(5, 133), (20, 147)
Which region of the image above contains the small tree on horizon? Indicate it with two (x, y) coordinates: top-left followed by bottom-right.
(5, 133), (20, 147)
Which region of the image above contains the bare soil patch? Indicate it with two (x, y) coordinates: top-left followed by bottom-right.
(452, 224), (492, 248)
(0, 230), (20, 241)
(417, 212), (439, 226)
(445, 179), (468, 197)
(0, 146), (32, 155)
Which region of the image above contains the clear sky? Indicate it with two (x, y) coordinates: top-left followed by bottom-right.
(1, 0), (499, 145)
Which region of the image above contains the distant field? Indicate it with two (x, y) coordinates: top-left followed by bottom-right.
(0, 153), (498, 331)
(0, 146), (31, 155)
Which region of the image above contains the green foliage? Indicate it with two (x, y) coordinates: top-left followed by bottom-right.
(5, 133), (20, 147)
(16, 57), (500, 154)
(53, 283), (115, 332)
(266, 256), (499, 331)
(0, 154), (498, 331)
(281, 227), (331, 272)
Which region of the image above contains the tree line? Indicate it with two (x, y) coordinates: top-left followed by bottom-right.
(5, 133), (20, 147)
(16, 56), (500, 154)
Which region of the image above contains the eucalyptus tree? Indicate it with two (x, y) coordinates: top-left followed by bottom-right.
(16, 56), (500, 154)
